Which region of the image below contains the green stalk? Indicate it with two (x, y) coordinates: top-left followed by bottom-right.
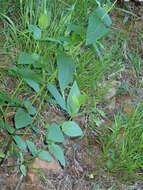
(4, 79), (23, 119)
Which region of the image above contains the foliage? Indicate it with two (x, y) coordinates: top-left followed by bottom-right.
(0, 0), (113, 177)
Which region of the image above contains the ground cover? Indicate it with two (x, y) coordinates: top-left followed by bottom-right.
(0, 0), (143, 189)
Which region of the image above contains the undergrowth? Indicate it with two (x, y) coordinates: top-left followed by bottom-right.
(0, 0), (143, 187)
(0, 0), (116, 176)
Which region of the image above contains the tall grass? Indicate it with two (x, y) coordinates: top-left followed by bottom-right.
(101, 103), (143, 181)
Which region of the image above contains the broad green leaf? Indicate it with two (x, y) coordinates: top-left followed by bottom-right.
(32, 55), (48, 69)
(78, 94), (88, 106)
(33, 29), (41, 40)
(67, 81), (80, 116)
(0, 149), (5, 158)
(0, 120), (4, 128)
(18, 52), (35, 65)
(66, 23), (84, 36)
(31, 124), (41, 135)
(49, 143), (65, 167)
(24, 79), (40, 92)
(24, 100), (36, 116)
(10, 97), (21, 107)
(46, 96), (57, 105)
(0, 92), (20, 107)
(26, 140), (37, 157)
(46, 123), (64, 143)
(11, 67), (43, 86)
(95, 7), (112, 27)
(28, 24), (41, 40)
(17, 68), (43, 84)
(32, 53), (39, 61)
(57, 52), (76, 94)
(13, 135), (27, 151)
(72, 95), (80, 109)
(47, 83), (66, 111)
(62, 121), (83, 137)
(106, 160), (113, 170)
(5, 121), (15, 134)
(0, 92), (10, 105)
(86, 10), (109, 45)
(14, 108), (32, 129)
(39, 14), (49, 29)
(20, 165), (27, 176)
(97, 0), (107, 3)
(38, 150), (52, 162)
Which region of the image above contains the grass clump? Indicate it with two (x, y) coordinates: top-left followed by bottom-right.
(101, 103), (143, 181)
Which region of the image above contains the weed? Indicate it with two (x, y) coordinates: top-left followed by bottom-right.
(2, 1), (140, 188)
(0, 0), (115, 177)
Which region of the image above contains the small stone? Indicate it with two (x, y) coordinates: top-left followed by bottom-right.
(27, 158), (62, 184)
(30, 158), (62, 173)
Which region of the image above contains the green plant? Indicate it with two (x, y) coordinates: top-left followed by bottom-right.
(0, 51), (84, 173)
(0, 0), (114, 177)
